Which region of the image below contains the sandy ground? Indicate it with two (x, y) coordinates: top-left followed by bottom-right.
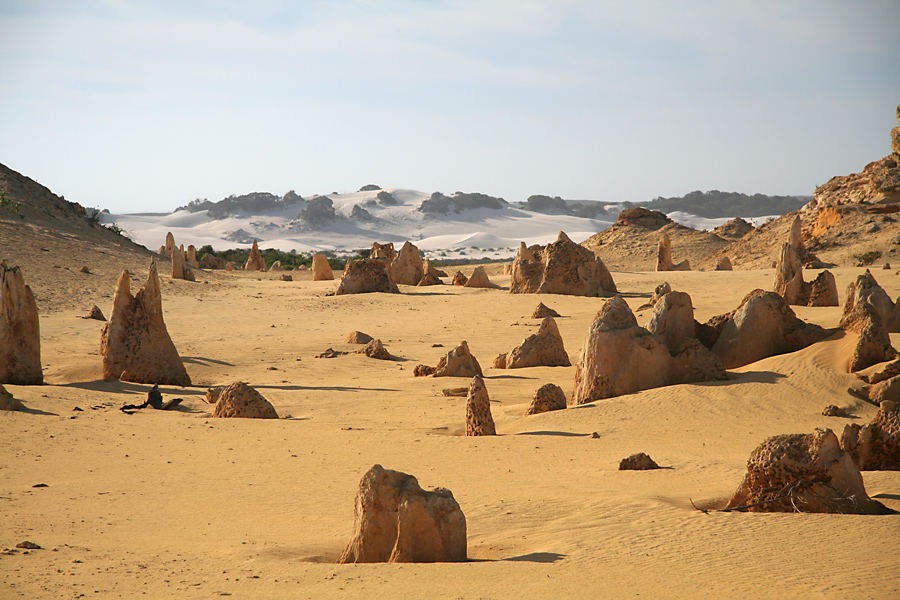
(2, 256), (900, 599)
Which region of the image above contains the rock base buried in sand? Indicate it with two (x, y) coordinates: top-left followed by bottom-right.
(618, 453), (660, 470)
(525, 383), (566, 415)
(463, 266), (493, 288)
(390, 241), (425, 286)
(212, 382), (278, 419)
(359, 339), (392, 360)
(493, 317), (570, 369)
(346, 331), (374, 344)
(724, 428), (891, 514)
(510, 231), (616, 296)
(312, 253), (334, 281)
(243, 239), (266, 271)
(531, 302), (560, 318)
(414, 341), (483, 378)
(339, 464), (467, 563)
(81, 305), (106, 321)
(335, 259), (399, 295)
(466, 375), (496, 436)
(656, 233), (690, 271)
(0, 261), (42, 385)
(841, 400), (900, 470)
(452, 271), (468, 286)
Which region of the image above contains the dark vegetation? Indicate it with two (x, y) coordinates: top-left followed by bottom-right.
(418, 191), (507, 215)
(196, 245), (370, 271)
(635, 190), (808, 218)
(854, 250), (883, 266)
(177, 191), (305, 219)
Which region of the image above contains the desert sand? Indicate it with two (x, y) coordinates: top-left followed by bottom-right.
(2, 229), (900, 599)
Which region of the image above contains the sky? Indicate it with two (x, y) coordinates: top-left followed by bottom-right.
(1, 0), (898, 214)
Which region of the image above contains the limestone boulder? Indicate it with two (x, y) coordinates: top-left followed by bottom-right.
(346, 331), (374, 344)
(0, 261), (42, 385)
(414, 341), (483, 378)
(525, 383), (567, 415)
(715, 256), (733, 271)
(465, 375), (496, 436)
(841, 400), (900, 470)
(417, 272), (442, 286)
(656, 233), (690, 271)
(840, 270), (899, 333)
(82, 305), (106, 321)
(243, 239), (266, 271)
(212, 381), (278, 419)
(773, 242), (805, 304)
(423, 261), (448, 279)
(338, 464), (467, 563)
(807, 270), (839, 307)
(164, 232), (176, 258)
(100, 262), (191, 386)
(452, 271), (468, 286)
(186, 245), (199, 268)
(171, 245), (194, 281)
(359, 339), (392, 360)
(205, 386), (224, 404)
(312, 253), (334, 281)
(370, 242), (396, 261)
(463, 266), (493, 288)
(0, 385), (25, 411)
(725, 428), (890, 514)
(510, 232), (616, 296)
(531, 302), (560, 318)
(645, 290), (695, 352)
(619, 453), (659, 470)
(335, 259), (400, 295)
(493, 317), (570, 369)
(390, 241), (425, 286)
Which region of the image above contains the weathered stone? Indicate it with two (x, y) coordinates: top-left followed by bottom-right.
(370, 242), (396, 261)
(205, 386), (224, 404)
(280, 273), (292, 281)
(346, 331), (374, 344)
(338, 464), (467, 563)
(510, 232), (616, 296)
(417, 272), (442, 286)
(715, 256), (733, 271)
(531, 302), (560, 319)
(0, 261), (42, 385)
(199, 253), (227, 269)
(656, 233), (690, 271)
(312, 253), (334, 281)
(423, 260), (448, 279)
(171, 244), (194, 281)
(0, 385), (25, 411)
(268, 260), (283, 272)
(840, 271), (899, 372)
(725, 428), (890, 514)
(773, 242), (805, 305)
(493, 317), (570, 369)
(100, 262), (191, 386)
(360, 339), (392, 360)
(164, 232), (176, 258)
(822, 405), (852, 417)
(415, 341), (483, 378)
(390, 241), (425, 286)
(82, 305), (106, 321)
(335, 259), (400, 295)
(525, 383), (567, 415)
(212, 381), (278, 419)
(463, 266), (493, 288)
(452, 271), (468, 286)
(841, 401), (900, 470)
(465, 375), (496, 436)
(618, 453), (659, 470)
(646, 290), (695, 352)
(807, 270), (839, 307)
(186, 245), (199, 268)
(869, 374), (900, 404)
(243, 239), (265, 271)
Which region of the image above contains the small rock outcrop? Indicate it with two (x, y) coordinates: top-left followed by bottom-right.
(841, 400), (900, 470)
(618, 453), (659, 470)
(840, 271), (899, 372)
(492, 317), (570, 369)
(243, 239), (266, 271)
(100, 262), (191, 386)
(417, 272), (442, 286)
(724, 429), (891, 514)
(510, 232), (616, 296)
(773, 217), (838, 306)
(164, 232), (176, 258)
(715, 256), (733, 271)
(525, 383), (567, 415)
(359, 339), (392, 360)
(370, 242), (396, 261)
(1, 261), (42, 385)
(205, 386), (224, 404)
(531, 302), (560, 319)
(312, 253), (334, 281)
(186, 245), (199, 268)
(656, 233), (690, 271)
(346, 331), (374, 344)
(463, 266), (493, 288)
(212, 381), (278, 419)
(645, 290), (695, 352)
(698, 290), (831, 369)
(414, 341), (483, 378)
(465, 375), (496, 436)
(452, 271), (468, 286)
(572, 295), (725, 404)
(0, 385), (25, 411)
(335, 259), (400, 295)
(390, 241), (425, 286)
(82, 305), (106, 321)
(171, 244), (195, 281)
(338, 464), (467, 563)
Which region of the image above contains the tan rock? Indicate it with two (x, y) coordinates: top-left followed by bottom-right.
(312, 254), (334, 281)
(390, 241), (425, 286)
(868, 376), (900, 405)
(493, 317), (570, 369)
(510, 232), (617, 296)
(0, 261), (42, 385)
(359, 339), (392, 360)
(0, 385), (25, 411)
(465, 375), (496, 436)
(452, 271), (468, 286)
(773, 242), (805, 304)
(656, 233), (691, 271)
(171, 244), (193, 281)
(525, 383), (567, 415)
(807, 270), (839, 307)
(463, 266), (493, 288)
(531, 302), (560, 318)
(841, 400), (900, 470)
(370, 242), (396, 261)
(646, 290), (695, 352)
(243, 239), (265, 271)
(224, 262), (234, 271)
(268, 260), (282, 272)
(81, 305), (106, 321)
(164, 232), (175, 258)
(725, 429), (890, 514)
(280, 274), (292, 281)
(417, 272), (442, 286)
(212, 381), (278, 419)
(100, 262), (191, 386)
(840, 271), (899, 372)
(186, 245), (199, 268)
(423, 260), (448, 278)
(715, 256), (733, 271)
(414, 341), (483, 378)
(618, 453), (659, 470)
(338, 464), (467, 563)
(335, 259), (400, 295)
(205, 386), (224, 404)
(346, 331), (374, 344)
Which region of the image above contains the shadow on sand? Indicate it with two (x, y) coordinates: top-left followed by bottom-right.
(181, 356), (235, 366)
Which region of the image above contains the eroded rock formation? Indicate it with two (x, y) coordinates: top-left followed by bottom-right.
(370, 242), (396, 261)
(841, 400), (900, 470)
(724, 428), (890, 514)
(390, 241), (425, 286)
(212, 381), (278, 419)
(171, 244), (195, 281)
(463, 266), (493, 288)
(646, 290), (695, 352)
(243, 239), (265, 271)
(619, 453), (659, 470)
(715, 256), (733, 271)
(452, 271), (468, 286)
(525, 383), (567, 415)
(0, 261), (42, 385)
(414, 341), (482, 378)
(465, 375), (496, 436)
(82, 305), (106, 321)
(840, 271), (899, 372)
(312, 253), (334, 281)
(510, 232), (616, 296)
(338, 464), (467, 563)
(773, 217), (837, 306)
(335, 259), (400, 295)
(656, 233), (690, 271)
(346, 331), (374, 344)
(100, 262), (191, 386)
(493, 317), (570, 369)
(359, 339), (392, 360)
(531, 302), (560, 319)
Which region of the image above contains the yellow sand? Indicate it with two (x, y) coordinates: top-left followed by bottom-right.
(2, 263), (900, 599)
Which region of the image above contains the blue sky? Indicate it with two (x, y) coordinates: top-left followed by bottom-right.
(1, 0), (898, 213)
